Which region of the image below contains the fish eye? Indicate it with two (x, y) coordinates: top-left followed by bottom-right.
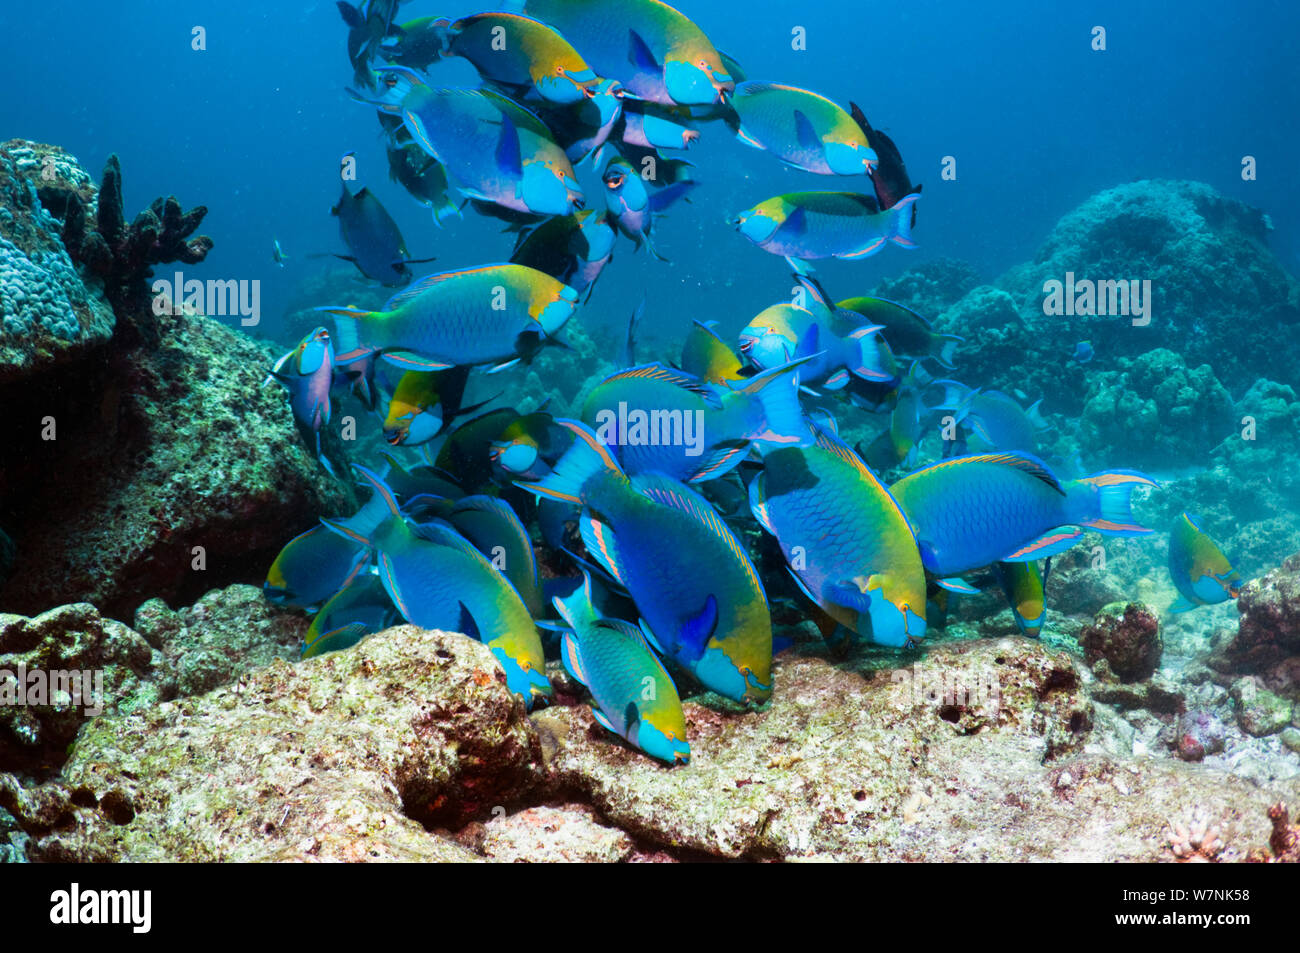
(582, 85), (595, 99)
(606, 174), (624, 188)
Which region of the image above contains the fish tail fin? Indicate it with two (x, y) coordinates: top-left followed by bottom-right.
(552, 570), (596, 631)
(315, 306), (370, 363)
(518, 419), (622, 504)
(846, 324), (892, 381)
(1076, 470), (1160, 535)
(935, 334), (963, 369)
(889, 193), (921, 249)
(734, 358), (814, 447)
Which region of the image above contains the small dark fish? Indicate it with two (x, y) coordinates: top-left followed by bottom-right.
(331, 174), (434, 286)
(849, 104), (920, 227)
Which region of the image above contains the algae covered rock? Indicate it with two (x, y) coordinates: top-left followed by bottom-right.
(478, 804), (635, 863)
(0, 603), (161, 772)
(2, 627), (541, 862)
(1212, 552), (1300, 674)
(1080, 603), (1163, 682)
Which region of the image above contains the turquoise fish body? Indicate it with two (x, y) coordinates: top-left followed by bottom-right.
(1168, 512), (1242, 611)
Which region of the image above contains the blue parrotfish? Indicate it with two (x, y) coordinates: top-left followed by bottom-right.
(891, 452), (1159, 581)
(301, 571), (398, 659)
(732, 191), (919, 270)
(317, 263), (578, 373)
(602, 155), (694, 261)
(555, 571), (690, 764)
(580, 358), (812, 484)
(519, 420), (774, 705)
(728, 81), (879, 176)
(934, 383), (1049, 455)
(358, 69), (584, 218)
(515, 0), (734, 106)
(832, 295), (961, 369)
(750, 420), (927, 648)
(325, 466), (552, 709)
(1168, 512), (1243, 612)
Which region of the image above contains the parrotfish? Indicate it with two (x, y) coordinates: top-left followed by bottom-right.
(302, 571), (398, 659)
(517, 0), (733, 106)
(379, 365), (492, 446)
(328, 466), (551, 708)
(834, 295), (961, 369)
(490, 409), (574, 482)
(849, 103), (921, 225)
(728, 82), (879, 176)
(263, 491), (393, 610)
(860, 363), (927, 471)
(934, 383), (1049, 454)
(435, 408), (523, 493)
(739, 277), (893, 391)
(510, 210), (617, 300)
(580, 359), (811, 483)
(440, 494), (545, 618)
(750, 421), (927, 648)
(379, 15), (447, 70)
(620, 100), (700, 151)
(317, 263), (578, 373)
(266, 327), (335, 462)
(679, 320), (746, 385)
(556, 571), (690, 764)
(441, 12), (600, 105)
(891, 453), (1159, 581)
(732, 191), (919, 269)
(386, 139), (460, 226)
(536, 78), (626, 162)
(360, 69), (584, 217)
(332, 177), (431, 286)
(602, 155), (694, 261)
(1168, 512), (1243, 611)
(992, 559), (1050, 638)
(520, 420), (774, 704)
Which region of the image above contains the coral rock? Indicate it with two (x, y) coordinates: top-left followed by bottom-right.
(1080, 603), (1162, 682)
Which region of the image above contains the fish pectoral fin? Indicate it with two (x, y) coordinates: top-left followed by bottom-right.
(456, 602), (483, 642)
(591, 708), (618, 735)
(495, 111), (523, 177)
(380, 351), (454, 372)
(1169, 595), (1199, 614)
(784, 206), (809, 236)
(828, 579), (874, 613)
(637, 618), (669, 657)
(1003, 527), (1083, 561)
(679, 594), (719, 656)
(793, 109), (821, 152)
(560, 632), (589, 687)
(935, 576), (980, 595)
(823, 369), (850, 389)
(627, 29), (659, 71)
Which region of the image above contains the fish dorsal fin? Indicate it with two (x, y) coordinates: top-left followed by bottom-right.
(599, 363), (721, 405)
(380, 263), (512, 311)
(914, 452), (1065, 496)
(810, 420), (878, 483)
(410, 519), (489, 563)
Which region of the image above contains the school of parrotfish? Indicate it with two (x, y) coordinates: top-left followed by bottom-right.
(263, 0), (1243, 766)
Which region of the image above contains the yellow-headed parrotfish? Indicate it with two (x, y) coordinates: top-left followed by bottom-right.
(555, 571), (690, 764)
(490, 409), (575, 483)
(891, 453), (1159, 582)
(263, 490), (394, 609)
(860, 362), (927, 471)
(992, 559), (1050, 638)
(680, 320), (746, 386)
(510, 210), (617, 301)
(739, 276), (894, 392)
(834, 295), (960, 369)
(440, 12), (600, 105)
(520, 420), (774, 705)
(516, 0), (733, 106)
(601, 155), (695, 261)
(378, 364), (495, 447)
(934, 383), (1049, 455)
(266, 327), (335, 462)
(580, 358), (812, 484)
(302, 571), (398, 659)
(358, 69), (584, 217)
(728, 82), (879, 176)
(331, 177), (433, 286)
(317, 263), (578, 373)
(751, 420), (927, 648)
(327, 466), (552, 709)
(1168, 512), (1243, 612)
(732, 190), (919, 270)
